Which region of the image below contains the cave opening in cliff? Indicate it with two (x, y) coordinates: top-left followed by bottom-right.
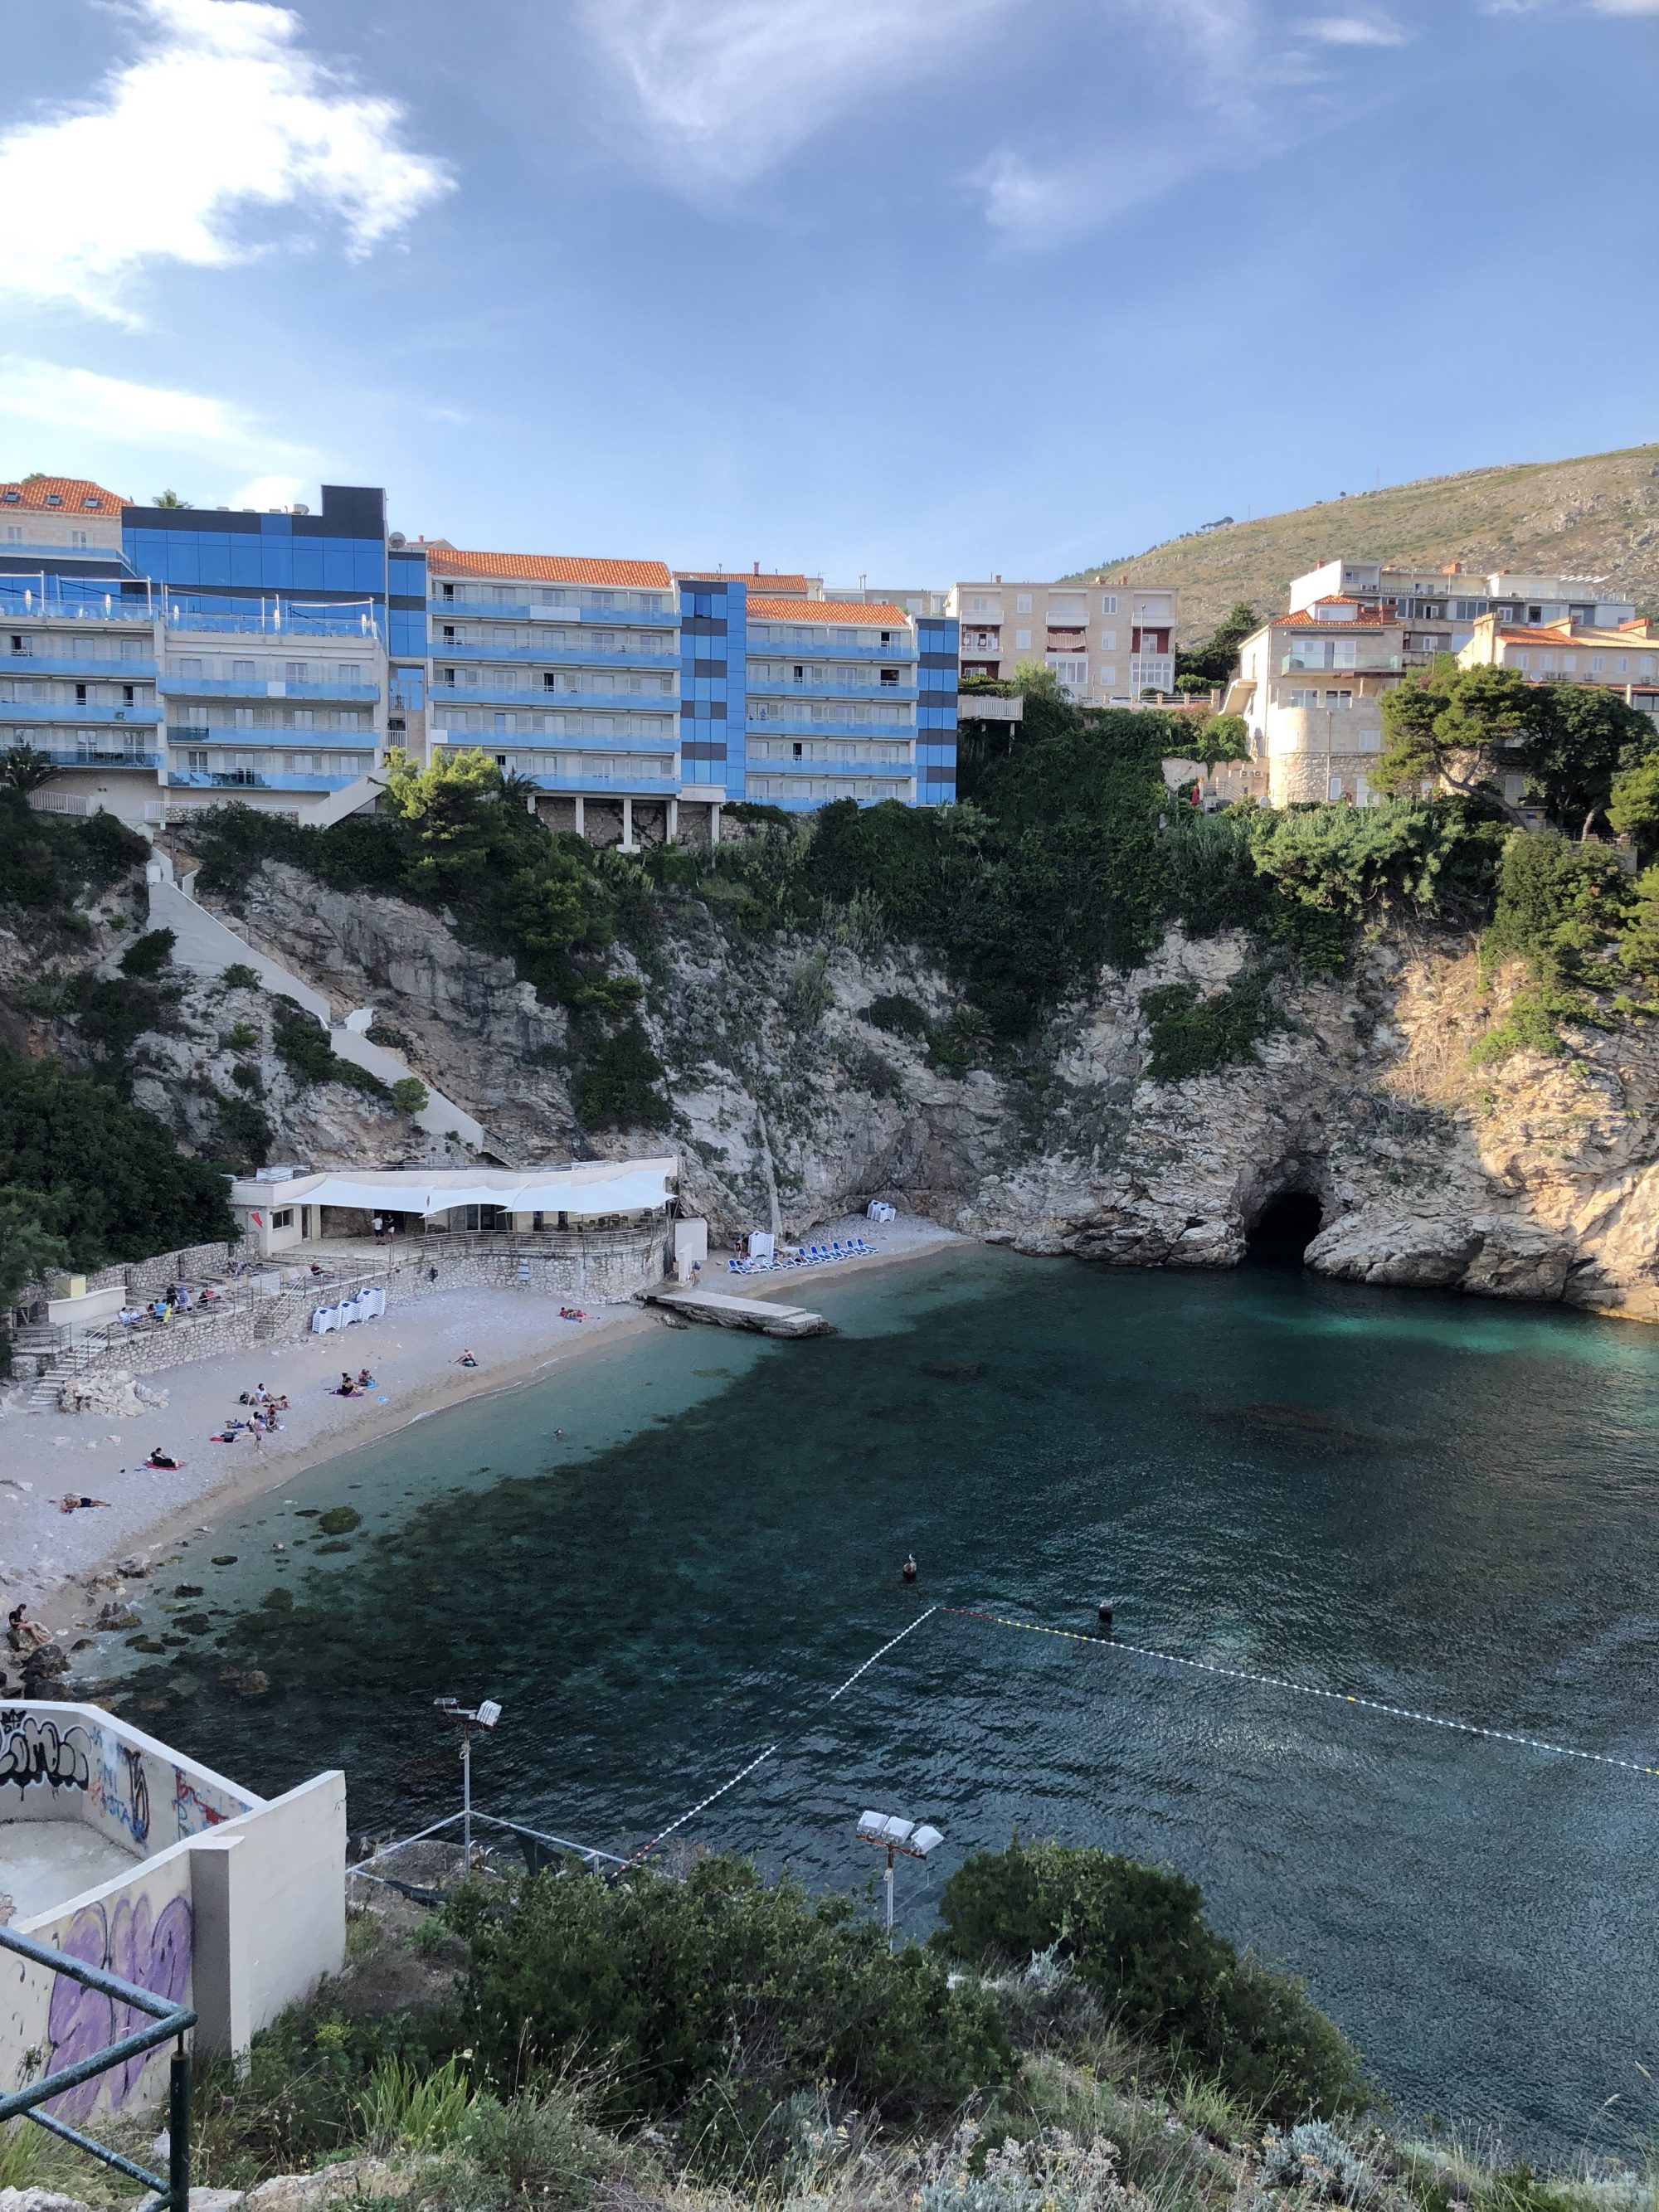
(1245, 1189), (1323, 1266)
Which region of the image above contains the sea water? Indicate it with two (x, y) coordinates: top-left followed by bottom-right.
(116, 1248), (1659, 2157)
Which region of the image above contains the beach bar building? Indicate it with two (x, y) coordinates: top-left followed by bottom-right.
(228, 1159), (680, 1260)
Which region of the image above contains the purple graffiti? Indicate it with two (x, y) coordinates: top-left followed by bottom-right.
(44, 1894), (192, 2121)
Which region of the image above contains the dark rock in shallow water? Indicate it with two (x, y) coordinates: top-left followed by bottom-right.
(1203, 1400), (1383, 1452)
(921, 1359), (990, 1380)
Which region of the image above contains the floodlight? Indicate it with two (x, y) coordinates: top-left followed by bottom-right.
(431, 1694), (506, 1872)
(855, 1807), (946, 1938)
(476, 1699), (503, 1729)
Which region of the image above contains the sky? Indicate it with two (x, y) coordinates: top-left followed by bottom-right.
(0, 0), (1654, 584)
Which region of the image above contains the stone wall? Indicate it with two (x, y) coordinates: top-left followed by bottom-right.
(127, 1242), (241, 1299)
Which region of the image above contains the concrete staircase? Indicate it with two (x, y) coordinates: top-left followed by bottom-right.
(144, 853), (491, 1153)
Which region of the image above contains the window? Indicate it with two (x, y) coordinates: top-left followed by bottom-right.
(292, 709), (313, 729)
(1324, 690), (1353, 708)
(122, 685), (134, 705)
(71, 530), (87, 549)
(271, 1209), (294, 1229)
(1015, 593), (1033, 615)
(1287, 689), (1321, 708)
(339, 711), (359, 730)
(178, 657), (203, 678)
(879, 667), (898, 686)
(1101, 594), (1118, 615)
(186, 704), (209, 727)
(1515, 653), (1530, 671)
(1100, 630), (1117, 650)
(338, 663), (361, 683)
(235, 707), (253, 727)
(231, 659), (256, 682)
(3, 527), (20, 543)
(492, 586), (513, 604)
(969, 596), (989, 615)
(185, 749), (208, 769)
(285, 661), (308, 683)
(75, 683), (86, 702)
(1015, 628), (1032, 650)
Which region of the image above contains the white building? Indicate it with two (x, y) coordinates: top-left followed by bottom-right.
(1230, 599), (1408, 806)
(1288, 559), (1637, 660)
(946, 575), (1177, 703)
(229, 1159), (680, 1257)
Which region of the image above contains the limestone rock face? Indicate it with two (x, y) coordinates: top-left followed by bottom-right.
(121, 862), (1659, 1323)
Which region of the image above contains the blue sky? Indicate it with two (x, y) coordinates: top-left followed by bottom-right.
(1, 0), (1654, 584)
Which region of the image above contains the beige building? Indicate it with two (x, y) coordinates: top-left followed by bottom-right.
(1229, 598), (1408, 805)
(1289, 558), (1637, 662)
(946, 575), (1177, 704)
(1457, 613), (1659, 725)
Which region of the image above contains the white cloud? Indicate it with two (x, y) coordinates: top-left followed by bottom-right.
(1296, 12), (1409, 41)
(0, 354), (316, 479)
(1586, 0), (1659, 12)
(578, 0), (1010, 185)
(0, 0), (452, 320)
(229, 470), (309, 506)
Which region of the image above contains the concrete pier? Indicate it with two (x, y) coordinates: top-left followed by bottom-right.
(643, 1288), (827, 1338)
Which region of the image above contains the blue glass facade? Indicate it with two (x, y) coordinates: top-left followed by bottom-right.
(916, 615), (960, 805)
(123, 485), (389, 628)
(677, 576), (745, 798)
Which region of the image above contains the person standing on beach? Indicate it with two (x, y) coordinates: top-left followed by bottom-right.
(372, 1214), (384, 1241)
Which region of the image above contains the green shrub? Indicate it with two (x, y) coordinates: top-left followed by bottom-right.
(224, 1018), (260, 1051)
(1140, 971), (1275, 1082)
(572, 1020), (669, 1130)
(354, 2054), (476, 2153)
(212, 1091), (273, 1171)
(932, 1840), (1364, 2125)
(221, 962), (262, 991)
(272, 1004), (391, 1100)
(390, 1075), (429, 1116)
(119, 926), (176, 978)
(449, 1855), (1011, 2142)
(865, 992), (931, 1037)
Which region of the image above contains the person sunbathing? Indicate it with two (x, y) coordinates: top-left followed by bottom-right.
(455, 1349), (479, 1368)
(7, 1603), (50, 1651)
(145, 1447), (180, 1470)
(60, 1495), (111, 1514)
(356, 1368), (374, 1388)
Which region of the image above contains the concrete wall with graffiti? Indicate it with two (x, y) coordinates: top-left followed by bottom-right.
(0, 1702), (344, 2123)
(0, 1703), (255, 1852)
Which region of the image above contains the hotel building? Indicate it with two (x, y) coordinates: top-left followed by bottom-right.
(1288, 559), (1637, 660)
(946, 576), (1177, 704)
(1230, 600), (1408, 806)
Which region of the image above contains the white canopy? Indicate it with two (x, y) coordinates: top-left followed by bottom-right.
(235, 1159), (676, 1219)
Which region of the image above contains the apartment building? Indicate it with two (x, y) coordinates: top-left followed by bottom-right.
(425, 548), (687, 846)
(1, 474), (958, 836)
(1288, 558), (1637, 659)
(1457, 612), (1659, 723)
(946, 576), (1176, 703)
(1230, 600), (1408, 805)
(742, 593), (956, 809)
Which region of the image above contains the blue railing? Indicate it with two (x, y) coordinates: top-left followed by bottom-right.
(428, 681), (677, 711)
(3, 746), (161, 768)
(2, 653), (158, 679)
(0, 1923), (194, 2212)
(747, 717), (915, 741)
(163, 605), (381, 640)
(754, 755), (916, 775)
(746, 679), (917, 703)
(158, 676), (380, 702)
(168, 768), (363, 791)
(746, 634), (917, 662)
(430, 640), (676, 668)
(428, 596), (675, 627)
(528, 771), (679, 795)
(0, 701), (161, 724)
(165, 725), (371, 749)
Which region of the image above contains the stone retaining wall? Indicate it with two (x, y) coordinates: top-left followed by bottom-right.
(126, 1241), (241, 1298)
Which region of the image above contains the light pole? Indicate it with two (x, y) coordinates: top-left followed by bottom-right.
(433, 1696), (502, 1875)
(856, 1811), (944, 1943)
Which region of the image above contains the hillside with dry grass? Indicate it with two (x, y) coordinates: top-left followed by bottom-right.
(1072, 443), (1659, 639)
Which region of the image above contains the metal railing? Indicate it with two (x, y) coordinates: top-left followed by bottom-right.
(0, 1923), (194, 2212)
(349, 1808), (626, 1900)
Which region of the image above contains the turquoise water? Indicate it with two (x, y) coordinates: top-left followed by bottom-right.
(121, 1250), (1659, 2157)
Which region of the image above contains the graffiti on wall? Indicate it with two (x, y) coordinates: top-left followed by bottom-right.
(93, 1743), (152, 1849)
(173, 1771), (227, 1839)
(45, 1894), (192, 2121)
(0, 1709), (92, 1794)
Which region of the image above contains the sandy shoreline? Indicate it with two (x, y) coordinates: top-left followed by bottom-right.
(1, 1215), (966, 1642)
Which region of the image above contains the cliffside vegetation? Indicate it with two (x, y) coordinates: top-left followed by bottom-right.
(0, 792), (236, 1340)
(22, 1840), (1642, 2212)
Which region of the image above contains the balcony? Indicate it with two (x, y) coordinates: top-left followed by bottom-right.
(159, 676), (381, 701)
(2, 746), (160, 770)
(430, 639), (677, 671)
(745, 678), (918, 704)
(428, 596), (676, 629)
(2, 652), (158, 679)
(527, 771), (680, 796)
(428, 681), (678, 712)
(166, 724), (373, 750)
(163, 605), (382, 640)
(433, 729), (673, 758)
(744, 633), (917, 662)
(166, 768), (363, 792)
(0, 594), (153, 622)
(754, 754), (916, 775)
(0, 700), (161, 724)
(1281, 653), (1401, 675)
(747, 717), (915, 742)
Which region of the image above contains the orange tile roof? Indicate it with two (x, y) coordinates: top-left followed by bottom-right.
(0, 475), (128, 514)
(747, 596), (911, 625)
(678, 570), (809, 593)
(427, 547), (673, 587)
(1274, 599), (1394, 630)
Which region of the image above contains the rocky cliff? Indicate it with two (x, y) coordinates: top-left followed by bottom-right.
(127, 858), (1659, 1325)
